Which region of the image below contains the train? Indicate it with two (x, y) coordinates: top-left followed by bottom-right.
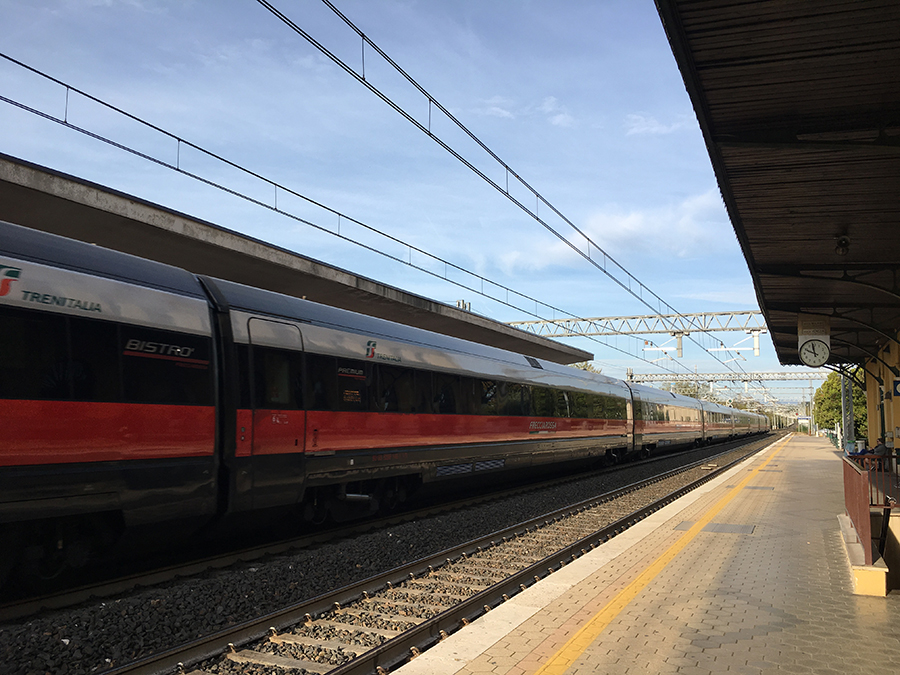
(0, 220), (769, 583)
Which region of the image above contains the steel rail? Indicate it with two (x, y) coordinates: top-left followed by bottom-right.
(0, 438), (733, 620)
(0, 450), (654, 620)
(102, 435), (773, 675)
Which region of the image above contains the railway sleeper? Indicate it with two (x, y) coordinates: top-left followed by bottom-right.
(270, 633), (367, 654)
(440, 572), (505, 586)
(367, 596), (455, 613)
(403, 578), (490, 594)
(296, 619), (402, 639)
(443, 565), (513, 581)
(226, 649), (335, 674)
(476, 551), (546, 565)
(330, 606), (426, 626)
(382, 588), (468, 605)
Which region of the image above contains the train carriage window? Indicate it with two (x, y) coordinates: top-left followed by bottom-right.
(253, 346), (303, 410)
(456, 377), (478, 414)
(589, 393), (602, 420)
(236, 343), (252, 409)
(433, 372), (459, 414)
(415, 370), (434, 414)
(520, 385), (533, 416)
(0, 306), (68, 400)
(479, 379), (499, 415)
(556, 390), (571, 418)
(532, 386), (555, 417)
(571, 391), (591, 419)
(336, 358), (369, 412)
(69, 316), (120, 402)
(306, 353), (337, 411)
(597, 394), (620, 420)
(375, 364), (416, 413)
(122, 326), (213, 405)
(502, 382), (527, 416)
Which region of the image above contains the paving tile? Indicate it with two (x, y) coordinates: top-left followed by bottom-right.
(395, 437), (900, 675)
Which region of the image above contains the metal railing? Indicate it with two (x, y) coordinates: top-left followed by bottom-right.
(849, 455), (900, 509)
(843, 457), (875, 565)
(844, 454), (899, 565)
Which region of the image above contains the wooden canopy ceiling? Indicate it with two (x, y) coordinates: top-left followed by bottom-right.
(655, 0), (900, 368)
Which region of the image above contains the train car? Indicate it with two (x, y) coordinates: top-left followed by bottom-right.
(627, 384), (704, 458)
(202, 275), (637, 521)
(732, 409), (757, 437)
(700, 400), (735, 443)
(0, 222), (221, 581)
(0, 220), (769, 583)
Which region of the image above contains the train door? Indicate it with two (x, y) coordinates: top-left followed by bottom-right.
(248, 318), (307, 510)
(626, 395), (636, 454)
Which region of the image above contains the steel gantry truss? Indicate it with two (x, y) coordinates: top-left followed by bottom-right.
(508, 310), (767, 338)
(625, 370), (829, 383)
(509, 310), (769, 359)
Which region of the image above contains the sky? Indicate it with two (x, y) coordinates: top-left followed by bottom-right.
(0, 0), (820, 406)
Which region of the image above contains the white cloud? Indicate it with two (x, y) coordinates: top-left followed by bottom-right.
(468, 95), (574, 126)
(674, 284), (759, 307)
(624, 113), (687, 135)
(485, 106), (514, 119)
(472, 96), (515, 119)
(539, 97), (560, 114)
(584, 189), (731, 260)
(438, 190), (733, 281)
(540, 96), (574, 127)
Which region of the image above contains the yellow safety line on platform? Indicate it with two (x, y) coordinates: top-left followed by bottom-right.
(533, 434), (792, 675)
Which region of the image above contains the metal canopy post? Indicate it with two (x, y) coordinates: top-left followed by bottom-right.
(841, 373), (856, 453)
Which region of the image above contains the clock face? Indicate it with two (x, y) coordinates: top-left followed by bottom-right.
(799, 339), (829, 367)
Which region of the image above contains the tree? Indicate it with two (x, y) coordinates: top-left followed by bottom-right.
(571, 361), (602, 374)
(813, 369), (867, 438)
(666, 381), (700, 398)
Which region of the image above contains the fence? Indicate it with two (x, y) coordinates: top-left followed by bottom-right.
(844, 454), (899, 565)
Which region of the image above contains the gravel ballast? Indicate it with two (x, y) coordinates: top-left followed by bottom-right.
(0, 440), (770, 675)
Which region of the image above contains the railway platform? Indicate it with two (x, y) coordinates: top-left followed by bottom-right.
(396, 434), (900, 675)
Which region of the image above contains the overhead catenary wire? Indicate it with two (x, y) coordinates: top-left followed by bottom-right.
(0, 51), (685, 373)
(255, 0), (757, 381)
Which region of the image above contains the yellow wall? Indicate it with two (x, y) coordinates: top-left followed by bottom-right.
(865, 339), (900, 451)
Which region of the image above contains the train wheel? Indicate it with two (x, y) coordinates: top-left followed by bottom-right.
(302, 498), (329, 525)
(0, 525), (21, 592)
(15, 515), (118, 592)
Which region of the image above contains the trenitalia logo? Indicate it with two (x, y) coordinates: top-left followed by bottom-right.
(0, 265), (21, 297)
(364, 339), (402, 363)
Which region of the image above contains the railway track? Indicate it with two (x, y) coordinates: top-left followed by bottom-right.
(103, 435), (776, 675)
(0, 437), (757, 622)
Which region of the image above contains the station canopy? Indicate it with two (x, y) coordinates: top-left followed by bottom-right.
(656, 0), (900, 368)
(0, 153), (591, 365)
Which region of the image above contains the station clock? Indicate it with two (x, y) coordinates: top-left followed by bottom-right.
(798, 339), (830, 367)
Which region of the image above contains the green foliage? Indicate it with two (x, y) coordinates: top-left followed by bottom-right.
(813, 370), (867, 437)
(669, 381), (700, 398)
(571, 361), (602, 374)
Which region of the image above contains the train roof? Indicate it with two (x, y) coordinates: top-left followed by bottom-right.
(210, 275), (627, 392)
(0, 220), (206, 299)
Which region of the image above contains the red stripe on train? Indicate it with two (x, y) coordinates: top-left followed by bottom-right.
(236, 410), (630, 456)
(303, 412), (628, 453)
(1, 400), (215, 466)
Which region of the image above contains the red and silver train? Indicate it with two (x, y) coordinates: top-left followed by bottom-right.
(0, 221), (768, 580)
